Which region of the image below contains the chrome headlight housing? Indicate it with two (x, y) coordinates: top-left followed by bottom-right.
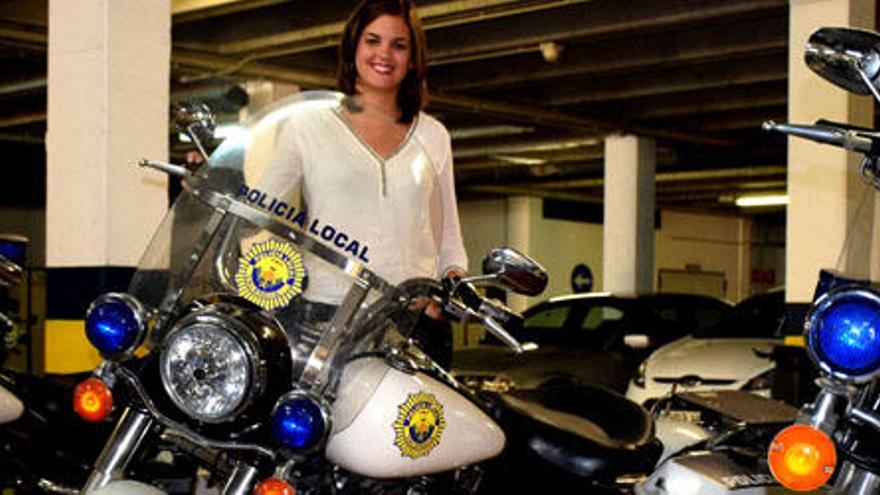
(160, 308), (264, 423)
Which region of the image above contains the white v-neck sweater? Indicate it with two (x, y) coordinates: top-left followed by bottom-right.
(258, 102), (468, 301)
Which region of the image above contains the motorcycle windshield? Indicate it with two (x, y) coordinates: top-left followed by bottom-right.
(814, 183), (880, 299)
(128, 91), (416, 389)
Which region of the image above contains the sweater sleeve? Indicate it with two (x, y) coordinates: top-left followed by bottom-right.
(435, 130), (469, 277)
(252, 116), (304, 207)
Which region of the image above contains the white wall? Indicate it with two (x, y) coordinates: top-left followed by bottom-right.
(529, 216), (604, 302)
(458, 198), (508, 273)
(459, 199), (603, 307)
(656, 210), (751, 302)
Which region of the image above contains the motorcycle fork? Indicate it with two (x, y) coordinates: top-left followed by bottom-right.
(832, 462), (880, 495)
(82, 407), (154, 493)
(221, 463), (259, 495)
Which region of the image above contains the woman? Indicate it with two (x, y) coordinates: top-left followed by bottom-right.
(333, 0), (468, 285)
(262, 0), (467, 365)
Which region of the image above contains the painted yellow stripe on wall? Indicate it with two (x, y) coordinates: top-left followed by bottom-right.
(45, 320), (102, 373)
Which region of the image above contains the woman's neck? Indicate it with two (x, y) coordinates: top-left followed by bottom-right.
(354, 83), (401, 121)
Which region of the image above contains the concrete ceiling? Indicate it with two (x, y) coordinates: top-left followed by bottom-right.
(0, 0), (804, 213)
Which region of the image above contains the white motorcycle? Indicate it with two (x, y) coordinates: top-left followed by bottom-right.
(70, 89), (821, 495)
(72, 91), (548, 495)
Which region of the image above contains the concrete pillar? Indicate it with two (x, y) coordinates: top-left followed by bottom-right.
(603, 134), (655, 293)
(44, 0), (170, 372)
(506, 195), (541, 312)
(787, 0), (874, 308)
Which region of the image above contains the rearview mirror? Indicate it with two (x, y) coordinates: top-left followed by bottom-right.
(806, 27), (880, 99)
(171, 101), (217, 159)
(481, 247), (548, 296)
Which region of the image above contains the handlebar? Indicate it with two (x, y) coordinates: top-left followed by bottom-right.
(442, 279), (524, 354)
(763, 120), (880, 156)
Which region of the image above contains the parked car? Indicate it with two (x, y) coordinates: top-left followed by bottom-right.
(626, 288), (787, 405)
(452, 292), (732, 393)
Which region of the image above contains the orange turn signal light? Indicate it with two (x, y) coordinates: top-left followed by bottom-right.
(73, 378), (114, 422)
(254, 478), (295, 495)
(768, 424), (836, 491)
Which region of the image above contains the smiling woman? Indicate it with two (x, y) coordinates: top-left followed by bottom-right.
(253, 0), (467, 367)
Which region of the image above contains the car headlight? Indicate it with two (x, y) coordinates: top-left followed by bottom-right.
(806, 286), (880, 383)
(160, 309), (262, 423)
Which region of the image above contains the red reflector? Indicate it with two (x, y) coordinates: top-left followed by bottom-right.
(254, 478), (295, 495)
(768, 424), (836, 491)
(73, 378), (113, 422)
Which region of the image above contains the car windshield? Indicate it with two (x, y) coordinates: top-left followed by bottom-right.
(693, 289), (785, 339)
(480, 295), (729, 347)
(512, 299), (627, 347)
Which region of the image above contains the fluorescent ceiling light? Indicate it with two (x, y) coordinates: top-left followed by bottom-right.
(450, 125), (535, 140)
(491, 155), (548, 166)
(735, 194), (789, 207)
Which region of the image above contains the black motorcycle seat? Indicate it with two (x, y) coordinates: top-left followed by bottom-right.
(497, 383), (661, 479)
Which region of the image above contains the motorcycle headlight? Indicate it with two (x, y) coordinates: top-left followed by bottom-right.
(160, 310), (262, 423)
(806, 287), (880, 383)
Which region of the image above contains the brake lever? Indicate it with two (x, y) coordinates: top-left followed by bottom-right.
(441, 281), (524, 354)
(480, 313), (524, 354)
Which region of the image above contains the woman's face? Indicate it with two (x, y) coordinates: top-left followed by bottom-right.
(355, 14), (412, 95)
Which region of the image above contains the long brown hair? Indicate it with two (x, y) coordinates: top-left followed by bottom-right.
(336, 0), (428, 124)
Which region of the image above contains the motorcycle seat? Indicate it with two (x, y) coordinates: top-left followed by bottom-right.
(497, 383), (661, 479)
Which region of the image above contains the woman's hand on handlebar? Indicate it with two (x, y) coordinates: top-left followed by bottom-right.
(409, 269), (466, 320)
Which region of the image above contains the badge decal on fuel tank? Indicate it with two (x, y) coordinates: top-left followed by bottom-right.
(392, 391), (446, 459)
(236, 239), (306, 310)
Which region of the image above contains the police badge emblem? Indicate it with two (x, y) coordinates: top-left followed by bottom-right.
(392, 391), (446, 459)
(235, 239), (306, 310)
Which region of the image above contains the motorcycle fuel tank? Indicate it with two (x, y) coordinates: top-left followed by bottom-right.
(326, 357), (504, 478)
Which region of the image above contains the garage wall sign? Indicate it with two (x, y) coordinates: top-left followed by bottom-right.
(571, 263), (593, 293)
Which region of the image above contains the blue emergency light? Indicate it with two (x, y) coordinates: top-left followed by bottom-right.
(270, 392), (328, 450)
(85, 293), (145, 355)
(806, 287), (880, 382)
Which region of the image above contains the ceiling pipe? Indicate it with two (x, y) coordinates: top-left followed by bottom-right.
(0, 77), (46, 98)
(453, 136), (600, 159)
(509, 165), (786, 191)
